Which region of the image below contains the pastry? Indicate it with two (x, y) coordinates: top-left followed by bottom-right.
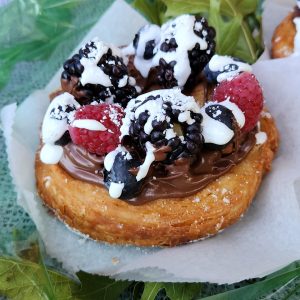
(271, 0), (300, 58)
(36, 15), (279, 247)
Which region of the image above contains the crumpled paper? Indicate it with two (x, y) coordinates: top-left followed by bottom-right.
(1, 0), (300, 284)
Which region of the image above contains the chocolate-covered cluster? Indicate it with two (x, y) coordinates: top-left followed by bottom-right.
(123, 15), (216, 90)
(61, 40), (139, 107)
(121, 89), (203, 163)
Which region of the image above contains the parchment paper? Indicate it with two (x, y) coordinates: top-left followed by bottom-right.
(1, 0), (300, 284)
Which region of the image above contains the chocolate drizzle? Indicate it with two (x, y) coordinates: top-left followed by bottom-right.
(59, 131), (256, 205)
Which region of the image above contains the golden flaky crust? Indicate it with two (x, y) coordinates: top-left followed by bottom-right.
(36, 112), (279, 247)
(271, 12), (296, 59)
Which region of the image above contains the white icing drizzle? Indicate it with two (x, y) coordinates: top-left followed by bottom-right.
(200, 99), (245, 145)
(104, 145), (132, 172)
(109, 182), (125, 198)
(42, 93), (80, 144)
(122, 24), (161, 77)
(78, 38), (138, 93)
(221, 98), (245, 128)
(118, 75), (128, 88)
(71, 119), (106, 131)
(152, 15), (208, 87)
(136, 142), (155, 181)
(123, 15), (211, 88)
(207, 55), (252, 82)
(121, 88), (200, 139)
(40, 92), (80, 164)
(201, 109), (235, 145)
(80, 58), (111, 86)
(293, 17), (300, 56)
(255, 132), (267, 145)
(119, 88), (201, 183)
(40, 144), (63, 164)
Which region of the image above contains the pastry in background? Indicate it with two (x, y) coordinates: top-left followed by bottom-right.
(271, 0), (300, 58)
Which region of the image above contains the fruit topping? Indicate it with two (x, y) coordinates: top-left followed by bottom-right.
(61, 38), (140, 107)
(213, 72), (263, 133)
(42, 93), (80, 145)
(204, 54), (252, 83)
(40, 93), (80, 164)
(69, 103), (124, 156)
(132, 24), (161, 60)
(200, 100), (245, 146)
(123, 15), (216, 89)
(103, 147), (143, 199)
(120, 88), (203, 163)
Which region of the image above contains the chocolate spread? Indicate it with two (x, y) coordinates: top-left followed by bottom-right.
(59, 131), (256, 205)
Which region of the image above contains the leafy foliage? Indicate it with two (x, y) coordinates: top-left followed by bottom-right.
(73, 271), (131, 300)
(0, 0), (88, 90)
(1, 256), (300, 300)
(198, 265), (300, 299)
(0, 257), (76, 300)
(132, 0), (263, 63)
(140, 282), (201, 300)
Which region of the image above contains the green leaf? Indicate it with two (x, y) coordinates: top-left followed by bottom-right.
(73, 271), (132, 300)
(141, 282), (165, 300)
(238, 0), (259, 16)
(162, 0), (210, 17)
(164, 282), (202, 300)
(233, 20), (259, 63)
(0, 257), (77, 300)
(132, 0), (166, 25)
(218, 17), (241, 54)
(198, 267), (300, 300)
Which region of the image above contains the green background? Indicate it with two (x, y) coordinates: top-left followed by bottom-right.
(1, 0), (300, 299)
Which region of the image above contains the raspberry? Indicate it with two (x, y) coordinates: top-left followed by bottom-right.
(213, 72), (263, 133)
(69, 104), (124, 156)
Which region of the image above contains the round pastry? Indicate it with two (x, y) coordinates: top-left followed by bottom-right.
(271, 1), (300, 58)
(36, 15), (279, 247)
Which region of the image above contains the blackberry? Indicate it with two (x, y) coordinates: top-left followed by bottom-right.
(104, 151), (143, 199)
(156, 58), (178, 88)
(121, 89), (203, 163)
(61, 39), (139, 107)
(160, 38), (178, 52)
(154, 15), (215, 89)
(185, 17), (216, 87)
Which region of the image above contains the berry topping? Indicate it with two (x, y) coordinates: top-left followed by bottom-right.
(204, 54), (252, 83)
(132, 24), (161, 60)
(61, 38), (140, 107)
(104, 147), (143, 199)
(42, 93), (80, 145)
(40, 93), (80, 165)
(213, 72), (263, 133)
(200, 101), (244, 146)
(69, 104), (124, 156)
(121, 88), (203, 163)
(122, 14), (215, 89)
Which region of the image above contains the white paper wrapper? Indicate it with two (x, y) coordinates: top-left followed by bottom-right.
(1, 0), (300, 284)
